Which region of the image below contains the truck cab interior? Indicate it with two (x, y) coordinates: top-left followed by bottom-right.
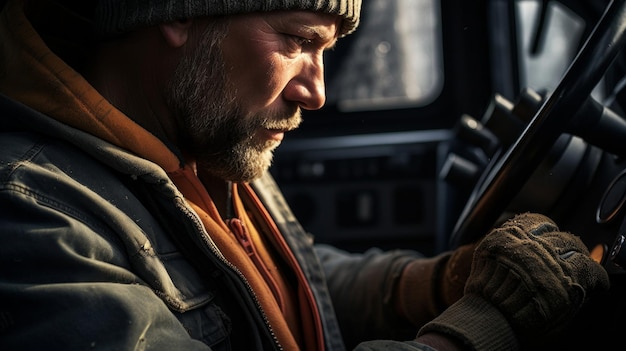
(271, 0), (626, 348)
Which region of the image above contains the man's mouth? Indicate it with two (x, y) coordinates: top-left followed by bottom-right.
(261, 128), (287, 141)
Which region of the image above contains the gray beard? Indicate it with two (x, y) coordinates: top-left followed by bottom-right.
(165, 20), (290, 182)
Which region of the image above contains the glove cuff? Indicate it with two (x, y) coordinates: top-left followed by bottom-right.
(396, 244), (475, 327)
(395, 253), (450, 326)
(418, 294), (520, 351)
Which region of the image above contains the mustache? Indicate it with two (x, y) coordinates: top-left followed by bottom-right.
(260, 106), (302, 130)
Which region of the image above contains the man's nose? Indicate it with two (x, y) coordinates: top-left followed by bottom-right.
(284, 53), (326, 110)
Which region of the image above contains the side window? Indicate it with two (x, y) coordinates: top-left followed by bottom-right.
(326, 0), (443, 111)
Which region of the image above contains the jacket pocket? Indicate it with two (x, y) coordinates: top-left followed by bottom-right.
(175, 301), (233, 350)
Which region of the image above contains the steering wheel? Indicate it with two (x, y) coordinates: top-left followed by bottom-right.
(449, 0), (626, 248)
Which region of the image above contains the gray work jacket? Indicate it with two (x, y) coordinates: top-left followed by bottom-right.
(0, 94), (435, 351)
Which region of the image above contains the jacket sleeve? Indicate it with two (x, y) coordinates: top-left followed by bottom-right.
(0, 183), (213, 350)
(315, 243), (426, 349)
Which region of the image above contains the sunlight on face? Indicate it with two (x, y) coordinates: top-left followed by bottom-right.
(166, 18), (302, 182)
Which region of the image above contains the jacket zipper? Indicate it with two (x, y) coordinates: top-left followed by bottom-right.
(226, 182), (285, 310)
(226, 217), (285, 311)
(177, 198), (284, 351)
(240, 183), (327, 351)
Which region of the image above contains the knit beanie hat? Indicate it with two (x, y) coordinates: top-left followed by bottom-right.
(96, 0), (361, 37)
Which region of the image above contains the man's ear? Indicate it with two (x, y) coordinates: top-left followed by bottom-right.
(159, 19), (193, 48)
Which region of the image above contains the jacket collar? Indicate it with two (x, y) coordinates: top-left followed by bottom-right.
(0, 0), (182, 172)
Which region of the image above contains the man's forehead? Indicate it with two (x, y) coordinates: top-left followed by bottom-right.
(268, 10), (342, 41)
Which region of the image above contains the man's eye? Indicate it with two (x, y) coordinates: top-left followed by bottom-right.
(298, 37), (313, 46)
(290, 35), (313, 47)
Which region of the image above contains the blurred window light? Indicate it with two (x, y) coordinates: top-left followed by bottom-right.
(327, 0), (443, 111)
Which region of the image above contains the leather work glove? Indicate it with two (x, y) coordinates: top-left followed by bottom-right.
(417, 212), (610, 351)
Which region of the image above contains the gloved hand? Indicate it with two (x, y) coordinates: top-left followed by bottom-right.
(417, 212), (610, 350)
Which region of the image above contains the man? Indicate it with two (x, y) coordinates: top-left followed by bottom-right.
(0, 0), (610, 350)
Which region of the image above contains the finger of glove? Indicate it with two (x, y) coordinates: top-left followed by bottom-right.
(520, 230), (609, 291)
(503, 212), (559, 236)
(467, 243), (579, 338)
(466, 257), (573, 336)
(484, 216), (592, 268)
(530, 229), (591, 257)
(557, 250), (610, 292)
(468, 241), (573, 310)
(470, 227), (586, 333)
(477, 227), (591, 297)
(502, 213), (595, 261)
